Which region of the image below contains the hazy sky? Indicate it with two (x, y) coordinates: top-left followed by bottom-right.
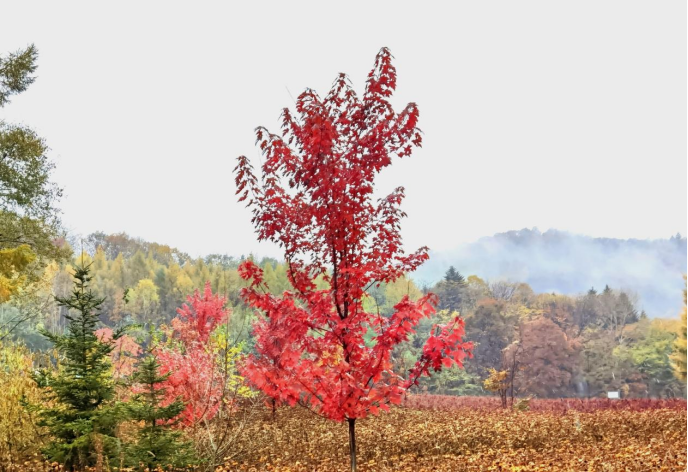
(2, 1), (685, 258)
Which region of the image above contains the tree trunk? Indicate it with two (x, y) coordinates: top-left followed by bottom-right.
(348, 418), (357, 472)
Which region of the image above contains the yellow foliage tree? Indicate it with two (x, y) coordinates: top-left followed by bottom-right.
(671, 275), (687, 381)
(383, 276), (422, 314)
(128, 278), (160, 324)
(483, 368), (509, 408)
(0, 244), (36, 302)
(0, 342), (46, 467)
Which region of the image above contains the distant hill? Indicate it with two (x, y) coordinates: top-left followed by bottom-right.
(413, 228), (687, 318)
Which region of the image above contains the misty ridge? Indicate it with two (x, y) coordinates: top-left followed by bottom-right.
(414, 228), (687, 318)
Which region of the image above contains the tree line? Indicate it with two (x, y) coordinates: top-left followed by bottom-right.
(3, 231), (684, 401)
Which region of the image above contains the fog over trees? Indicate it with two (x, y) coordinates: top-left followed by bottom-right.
(415, 228), (687, 318)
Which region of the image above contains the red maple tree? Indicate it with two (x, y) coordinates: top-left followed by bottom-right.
(235, 47), (472, 471)
(156, 282), (230, 427)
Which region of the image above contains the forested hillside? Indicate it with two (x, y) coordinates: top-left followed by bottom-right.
(2, 231), (683, 399)
(416, 228), (687, 317)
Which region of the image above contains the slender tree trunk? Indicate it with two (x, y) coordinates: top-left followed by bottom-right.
(348, 418), (357, 472)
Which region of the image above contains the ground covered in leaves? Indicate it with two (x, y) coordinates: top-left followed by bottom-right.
(5, 399), (686, 471)
(220, 401), (687, 472)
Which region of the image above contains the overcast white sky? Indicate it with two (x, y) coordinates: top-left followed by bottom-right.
(1, 1), (686, 258)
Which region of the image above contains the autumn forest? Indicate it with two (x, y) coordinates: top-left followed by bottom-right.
(0, 42), (686, 472)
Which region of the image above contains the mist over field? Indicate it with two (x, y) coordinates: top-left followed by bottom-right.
(415, 228), (687, 318)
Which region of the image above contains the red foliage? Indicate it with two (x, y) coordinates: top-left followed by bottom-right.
(95, 327), (141, 380)
(156, 282), (230, 427)
(235, 48), (472, 423)
(172, 281), (228, 345)
(155, 347), (224, 426)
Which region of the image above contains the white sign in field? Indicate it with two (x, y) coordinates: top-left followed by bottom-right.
(607, 391), (620, 399)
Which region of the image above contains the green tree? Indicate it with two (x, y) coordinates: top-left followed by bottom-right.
(573, 289), (601, 335)
(0, 123), (60, 221)
(0, 44), (38, 106)
(154, 267), (172, 315)
(127, 251), (151, 286)
(425, 365), (483, 396)
(126, 354), (196, 471)
(581, 328), (624, 397)
(464, 298), (516, 380)
(444, 266), (465, 284)
(434, 266), (468, 313)
(0, 44), (67, 302)
(35, 264), (124, 470)
(615, 319), (683, 397)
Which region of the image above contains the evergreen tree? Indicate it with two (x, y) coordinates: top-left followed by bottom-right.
(444, 266), (466, 284)
(617, 292), (639, 324)
(436, 266), (468, 313)
(36, 263), (124, 470)
(126, 354), (197, 471)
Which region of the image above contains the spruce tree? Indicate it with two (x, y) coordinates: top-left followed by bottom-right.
(126, 353), (196, 471)
(36, 263), (123, 470)
(444, 266), (466, 284)
(436, 266), (468, 313)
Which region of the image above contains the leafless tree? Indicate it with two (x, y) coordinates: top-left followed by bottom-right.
(489, 280), (517, 302)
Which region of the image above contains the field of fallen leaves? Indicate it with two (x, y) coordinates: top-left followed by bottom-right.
(220, 397), (687, 472)
(5, 398), (686, 471)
